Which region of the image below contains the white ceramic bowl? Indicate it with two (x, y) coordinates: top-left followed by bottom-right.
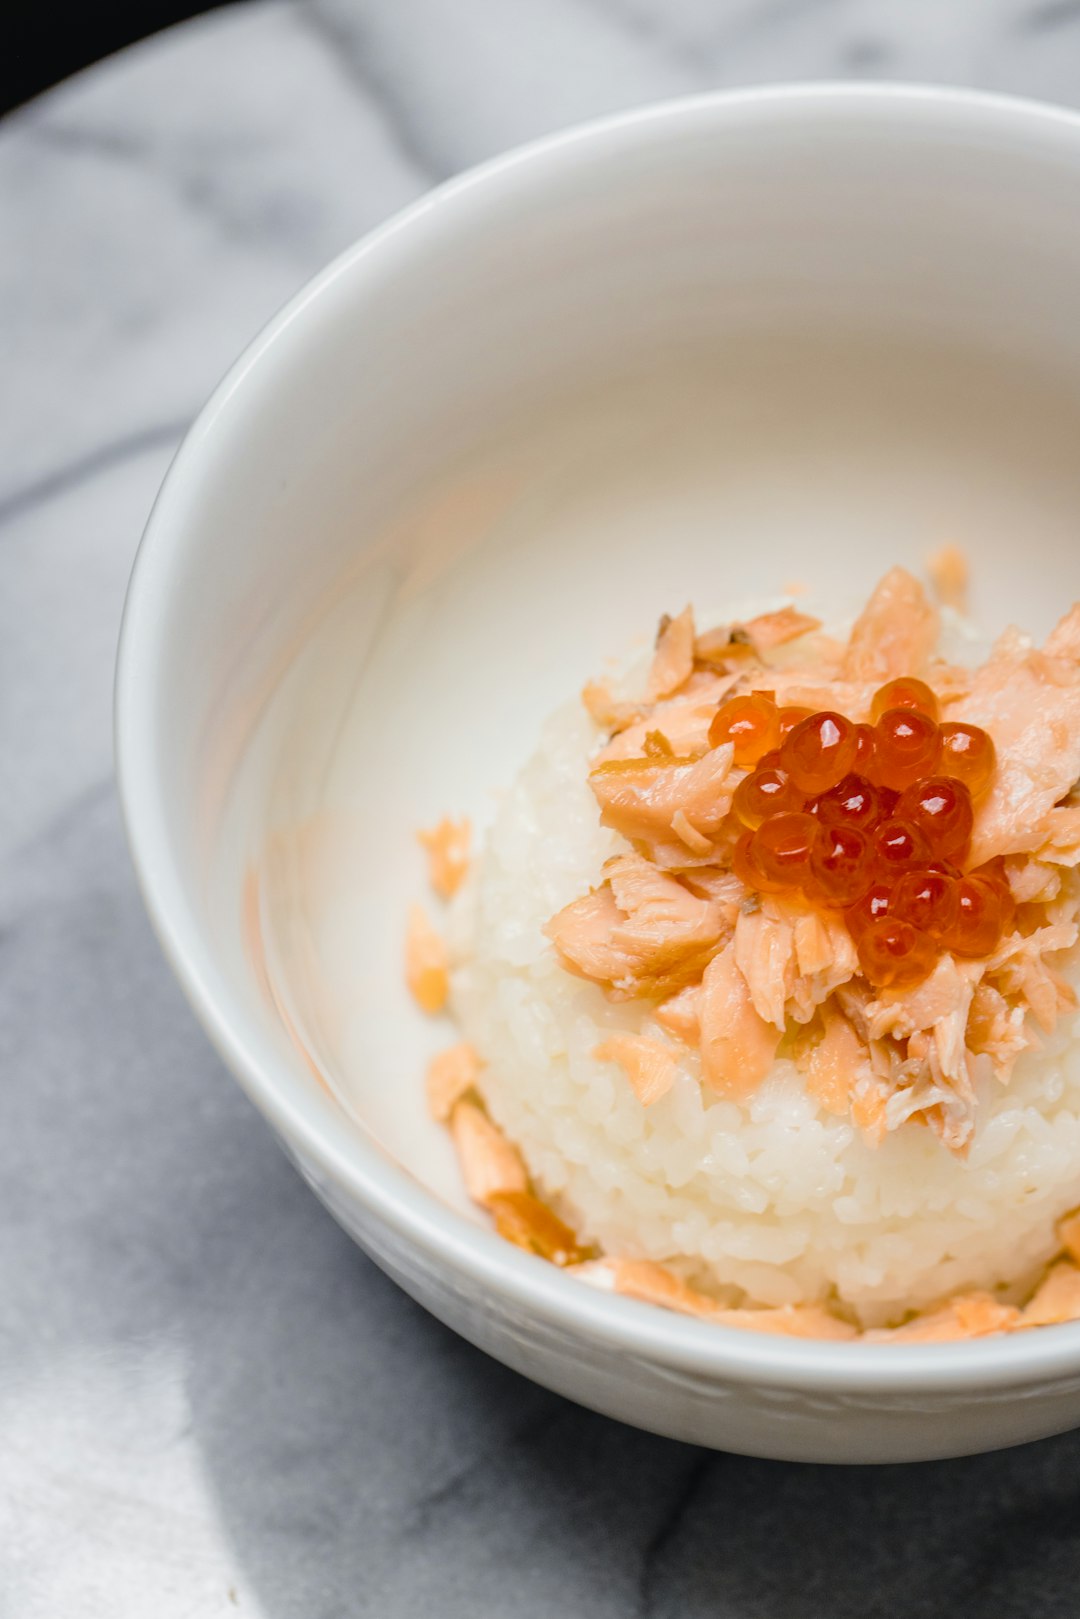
(117, 85), (1080, 1464)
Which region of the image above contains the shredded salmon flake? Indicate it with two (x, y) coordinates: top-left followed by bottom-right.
(1021, 1261), (1080, 1328)
(593, 1034), (677, 1107)
(698, 942), (781, 1098)
(654, 984), (702, 1045)
(710, 1303), (858, 1341)
(863, 1291), (1019, 1343)
(575, 1260), (859, 1338)
(426, 1042), (482, 1122)
(1058, 1209), (1080, 1266)
(545, 853), (729, 1003)
(693, 625), (759, 666)
(926, 544), (969, 611)
(449, 1099), (528, 1206)
(581, 679), (641, 733)
(601, 1258), (723, 1319)
(646, 605), (696, 700)
(843, 565), (939, 681)
(418, 817), (471, 899)
(849, 1084), (888, 1147)
(487, 1190), (593, 1265)
(565, 1254), (1080, 1340)
(405, 904), (449, 1014)
(739, 605), (822, 653)
(804, 1008), (861, 1117)
(671, 807), (713, 854)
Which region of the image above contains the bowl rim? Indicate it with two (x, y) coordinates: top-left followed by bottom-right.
(116, 79), (1080, 1394)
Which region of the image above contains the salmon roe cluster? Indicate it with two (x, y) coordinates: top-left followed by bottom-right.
(711, 677), (1009, 988)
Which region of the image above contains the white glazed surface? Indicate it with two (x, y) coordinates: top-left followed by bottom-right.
(117, 85), (1080, 1463)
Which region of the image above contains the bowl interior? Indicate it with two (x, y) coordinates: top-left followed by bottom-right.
(128, 88), (1080, 1254)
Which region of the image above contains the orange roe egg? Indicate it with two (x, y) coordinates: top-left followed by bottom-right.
(856, 917), (940, 988)
(891, 868), (959, 941)
(810, 825), (873, 906)
(709, 694), (781, 767)
(971, 860), (1017, 932)
(852, 723), (876, 774)
(871, 708), (940, 791)
(732, 831), (758, 889)
(876, 785), (901, 821)
(895, 776), (974, 864)
(873, 817), (931, 874)
(780, 711), (858, 795)
(938, 722), (996, 798)
(732, 764), (800, 829)
(870, 676), (940, 724)
(816, 773), (881, 833)
(938, 875), (1010, 957)
(845, 883), (893, 939)
(778, 706), (814, 740)
(732, 830), (788, 894)
(723, 683), (1003, 969)
(753, 811), (819, 889)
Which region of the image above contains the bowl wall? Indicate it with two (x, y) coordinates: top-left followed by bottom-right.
(118, 87), (1080, 1461)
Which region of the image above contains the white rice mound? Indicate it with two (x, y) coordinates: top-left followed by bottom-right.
(449, 700), (1080, 1329)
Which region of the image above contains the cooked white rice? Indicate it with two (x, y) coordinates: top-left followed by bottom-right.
(449, 699), (1080, 1328)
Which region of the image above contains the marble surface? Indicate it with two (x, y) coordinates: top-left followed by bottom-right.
(8, 1), (1080, 1612)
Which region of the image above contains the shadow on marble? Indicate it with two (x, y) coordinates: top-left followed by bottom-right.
(189, 1220), (1080, 1618)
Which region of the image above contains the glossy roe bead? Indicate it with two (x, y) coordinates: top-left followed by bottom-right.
(816, 773), (881, 833)
(844, 883), (893, 939)
(939, 875), (1010, 957)
(810, 825), (874, 906)
(732, 830), (787, 894)
(876, 785), (900, 821)
(873, 817), (931, 874)
(891, 869), (959, 940)
(856, 917), (940, 988)
(778, 706), (814, 740)
(709, 694), (781, 767)
(870, 676), (940, 724)
(780, 711), (858, 795)
(732, 764), (800, 829)
(871, 708), (940, 791)
(753, 811), (819, 889)
(895, 776), (974, 863)
(852, 723), (877, 774)
(970, 861), (1017, 933)
(937, 722), (996, 798)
